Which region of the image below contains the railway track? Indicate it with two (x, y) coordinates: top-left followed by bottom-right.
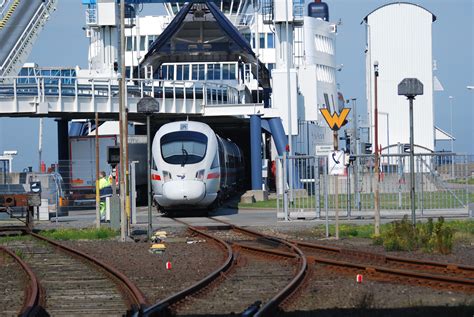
(294, 240), (474, 293)
(144, 217), (307, 316)
(0, 228), (147, 316)
(0, 244), (40, 316)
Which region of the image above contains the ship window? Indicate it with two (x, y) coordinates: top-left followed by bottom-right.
(148, 35), (158, 47)
(140, 36), (146, 51)
(207, 64), (213, 80)
(176, 65), (189, 80)
(160, 131), (208, 165)
(192, 64), (205, 80)
(244, 33), (251, 44)
(176, 65), (183, 80)
(222, 64), (236, 80)
(229, 64), (236, 79)
(222, 64), (230, 79)
(260, 33), (265, 48)
(126, 36), (133, 51)
(267, 33), (275, 49)
(214, 64), (221, 80)
(161, 65), (174, 80)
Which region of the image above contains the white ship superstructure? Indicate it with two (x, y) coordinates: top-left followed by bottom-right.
(80, 0), (340, 156)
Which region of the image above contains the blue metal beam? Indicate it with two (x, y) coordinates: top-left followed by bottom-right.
(250, 115), (262, 190)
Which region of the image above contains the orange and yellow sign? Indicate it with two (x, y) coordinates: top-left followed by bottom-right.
(320, 108), (351, 131)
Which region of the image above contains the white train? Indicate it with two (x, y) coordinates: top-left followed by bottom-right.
(151, 121), (244, 211)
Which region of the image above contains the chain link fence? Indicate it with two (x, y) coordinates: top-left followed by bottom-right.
(277, 153), (473, 220)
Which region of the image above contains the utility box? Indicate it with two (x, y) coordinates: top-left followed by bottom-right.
(106, 196), (121, 229)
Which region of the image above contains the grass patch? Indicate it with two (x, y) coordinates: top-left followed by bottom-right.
(448, 177), (474, 185)
(0, 235), (31, 244)
(238, 190), (473, 209)
(39, 227), (118, 241)
(310, 218), (473, 253)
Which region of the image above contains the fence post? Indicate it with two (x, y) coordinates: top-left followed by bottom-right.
(314, 157), (320, 219)
(324, 156), (329, 237)
(347, 164), (351, 219)
(283, 153), (289, 221)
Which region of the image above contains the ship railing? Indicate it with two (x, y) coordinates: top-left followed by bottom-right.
(0, 75), (240, 107)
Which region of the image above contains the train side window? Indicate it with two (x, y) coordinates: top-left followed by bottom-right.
(211, 153), (219, 169)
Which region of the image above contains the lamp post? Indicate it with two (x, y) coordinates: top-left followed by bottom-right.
(119, 0), (127, 241)
(137, 97), (159, 240)
(398, 78), (423, 227)
(448, 96), (454, 178)
(373, 61), (380, 236)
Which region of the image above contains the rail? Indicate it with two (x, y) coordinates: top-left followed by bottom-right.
(0, 227), (148, 315)
(28, 230), (148, 314)
(0, 244), (42, 316)
(210, 218), (308, 316)
(143, 219), (234, 316)
(295, 240), (474, 292)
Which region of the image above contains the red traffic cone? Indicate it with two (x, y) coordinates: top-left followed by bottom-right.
(356, 274), (363, 283)
(166, 261), (172, 270)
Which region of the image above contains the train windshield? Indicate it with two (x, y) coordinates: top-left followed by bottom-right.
(160, 131), (208, 165)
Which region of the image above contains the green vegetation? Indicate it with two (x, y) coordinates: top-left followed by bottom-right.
(0, 234), (31, 244)
(311, 218), (473, 254)
(238, 190), (474, 209)
(379, 216), (454, 254)
(15, 249), (25, 260)
(39, 227), (118, 240)
(448, 177), (474, 185)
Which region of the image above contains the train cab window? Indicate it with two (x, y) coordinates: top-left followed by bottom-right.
(161, 131), (208, 165)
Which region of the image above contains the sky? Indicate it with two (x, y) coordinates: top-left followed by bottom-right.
(0, 0), (472, 171)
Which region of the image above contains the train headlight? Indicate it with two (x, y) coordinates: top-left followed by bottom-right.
(163, 171), (172, 182)
(195, 169), (205, 180)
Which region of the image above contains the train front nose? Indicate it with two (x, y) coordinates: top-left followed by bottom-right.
(162, 180), (206, 205)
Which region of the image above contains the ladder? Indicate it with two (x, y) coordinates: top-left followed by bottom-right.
(0, 0), (58, 79)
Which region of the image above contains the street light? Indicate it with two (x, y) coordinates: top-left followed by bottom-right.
(373, 61), (380, 236)
(398, 78), (424, 227)
(137, 96), (159, 240)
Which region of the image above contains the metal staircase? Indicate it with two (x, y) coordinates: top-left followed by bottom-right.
(0, 0), (57, 79)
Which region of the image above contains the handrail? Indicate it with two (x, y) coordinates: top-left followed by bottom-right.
(0, 75), (240, 105)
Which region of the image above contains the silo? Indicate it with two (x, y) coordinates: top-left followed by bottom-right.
(363, 3), (436, 153)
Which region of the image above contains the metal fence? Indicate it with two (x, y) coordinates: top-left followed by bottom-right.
(0, 159), (145, 220)
(277, 153), (473, 220)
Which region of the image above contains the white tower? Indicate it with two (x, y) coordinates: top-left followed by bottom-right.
(364, 2), (436, 152)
